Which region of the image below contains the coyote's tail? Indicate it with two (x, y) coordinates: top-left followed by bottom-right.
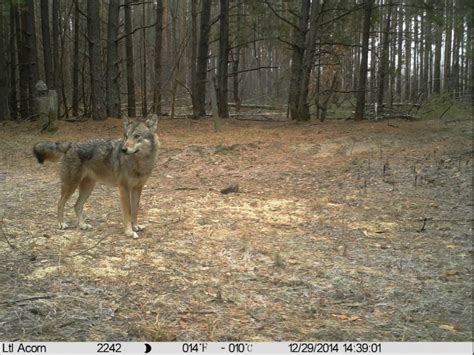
(33, 142), (71, 164)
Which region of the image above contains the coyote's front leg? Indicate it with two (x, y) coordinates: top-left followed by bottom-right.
(131, 185), (145, 232)
(118, 184), (138, 239)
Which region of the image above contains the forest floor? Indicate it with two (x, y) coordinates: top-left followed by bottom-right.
(0, 115), (472, 341)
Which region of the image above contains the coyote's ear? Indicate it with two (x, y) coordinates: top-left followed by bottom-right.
(122, 114), (131, 131)
(146, 114), (159, 132)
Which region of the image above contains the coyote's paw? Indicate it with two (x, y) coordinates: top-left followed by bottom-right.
(79, 223), (93, 230)
(125, 229), (139, 239)
(132, 223), (145, 232)
(58, 222), (69, 229)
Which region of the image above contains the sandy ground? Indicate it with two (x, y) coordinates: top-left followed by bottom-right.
(0, 116), (472, 341)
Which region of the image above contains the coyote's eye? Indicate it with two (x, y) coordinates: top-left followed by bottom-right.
(133, 134), (141, 140)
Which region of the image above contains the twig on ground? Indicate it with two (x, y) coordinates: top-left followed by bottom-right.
(68, 235), (110, 257)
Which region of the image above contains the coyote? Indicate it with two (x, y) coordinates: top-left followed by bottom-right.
(33, 115), (159, 239)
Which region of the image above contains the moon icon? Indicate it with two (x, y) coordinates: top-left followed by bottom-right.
(144, 343), (152, 353)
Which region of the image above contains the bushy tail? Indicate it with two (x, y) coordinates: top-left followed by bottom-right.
(33, 142), (71, 164)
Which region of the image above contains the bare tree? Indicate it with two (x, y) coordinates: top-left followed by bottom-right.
(354, 0), (373, 121)
(433, 1), (442, 94)
(141, 0), (148, 116)
(376, 0), (393, 113)
(72, 0), (80, 117)
(0, 0), (9, 120)
(296, 0), (321, 120)
(153, 0), (163, 115)
(443, 1), (452, 93)
(231, 0), (243, 113)
(396, 5), (403, 100)
(40, 0), (53, 89)
(217, 0), (230, 118)
(9, 4), (17, 119)
(26, 0), (38, 85)
(16, 2), (30, 118)
(190, 0), (198, 115)
(193, 0), (212, 117)
(404, 8), (411, 101)
(288, 0), (310, 120)
(52, 0), (59, 90)
(124, 0), (136, 116)
(422, 4), (431, 96)
(106, 0), (121, 118)
(87, 0), (107, 120)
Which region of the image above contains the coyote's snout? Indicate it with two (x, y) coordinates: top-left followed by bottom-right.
(33, 114), (160, 238)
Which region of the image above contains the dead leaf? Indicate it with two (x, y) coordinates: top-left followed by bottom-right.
(331, 314), (360, 321)
(332, 314), (349, 320)
(443, 270), (460, 277)
(439, 324), (458, 332)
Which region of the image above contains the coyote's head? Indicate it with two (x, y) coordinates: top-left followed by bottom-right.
(121, 114), (159, 156)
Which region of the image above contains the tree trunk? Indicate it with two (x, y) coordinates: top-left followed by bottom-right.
(9, 4), (17, 119)
(72, 0), (80, 116)
(396, 5), (403, 100)
(0, 0), (9, 120)
(376, 0), (392, 114)
(369, 18), (376, 104)
(141, 0), (148, 116)
(353, 20), (361, 93)
(465, 15), (471, 96)
(404, 11), (411, 101)
(25, 0), (38, 85)
(412, 13), (418, 101)
(21, 0), (38, 117)
(16, 2), (29, 118)
(451, 2), (462, 97)
(433, 4), (442, 95)
(189, 0), (198, 115)
(422, 5), (431, 97)
(217, 0), (230, 118)
(418, 13), (424, 99)
(153, 0), (163, 115)
(231, 0), (243, 113)
(40, 0), (53, 89)
(443, 1), (452, 93)
(209, 71), (221, 131)
(106, 0), (121, 118)
(389, 7), (396, 105)
(296, 0), (321, 121)
(59, 13), (68, 118)
(81, 38), (89, 116)
(52, 0), (59, 90)
(86, 0), (107, 120)
(354, 0), (373, 121)
(288, 0), (310, 120)
(194, 0), (212, 117)
(169, 0), (179, 120)
(124, 0), (136, 117)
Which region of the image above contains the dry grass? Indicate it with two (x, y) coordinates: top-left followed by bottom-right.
(0, 116), (472, 341)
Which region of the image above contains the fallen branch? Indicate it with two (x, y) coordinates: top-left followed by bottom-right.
(228, 103), (276, 109)
(440, 104), (453, 119)
(1, 219), (16, 250)
(233, 115), (286, 122)
(1, 295), (55, 306)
